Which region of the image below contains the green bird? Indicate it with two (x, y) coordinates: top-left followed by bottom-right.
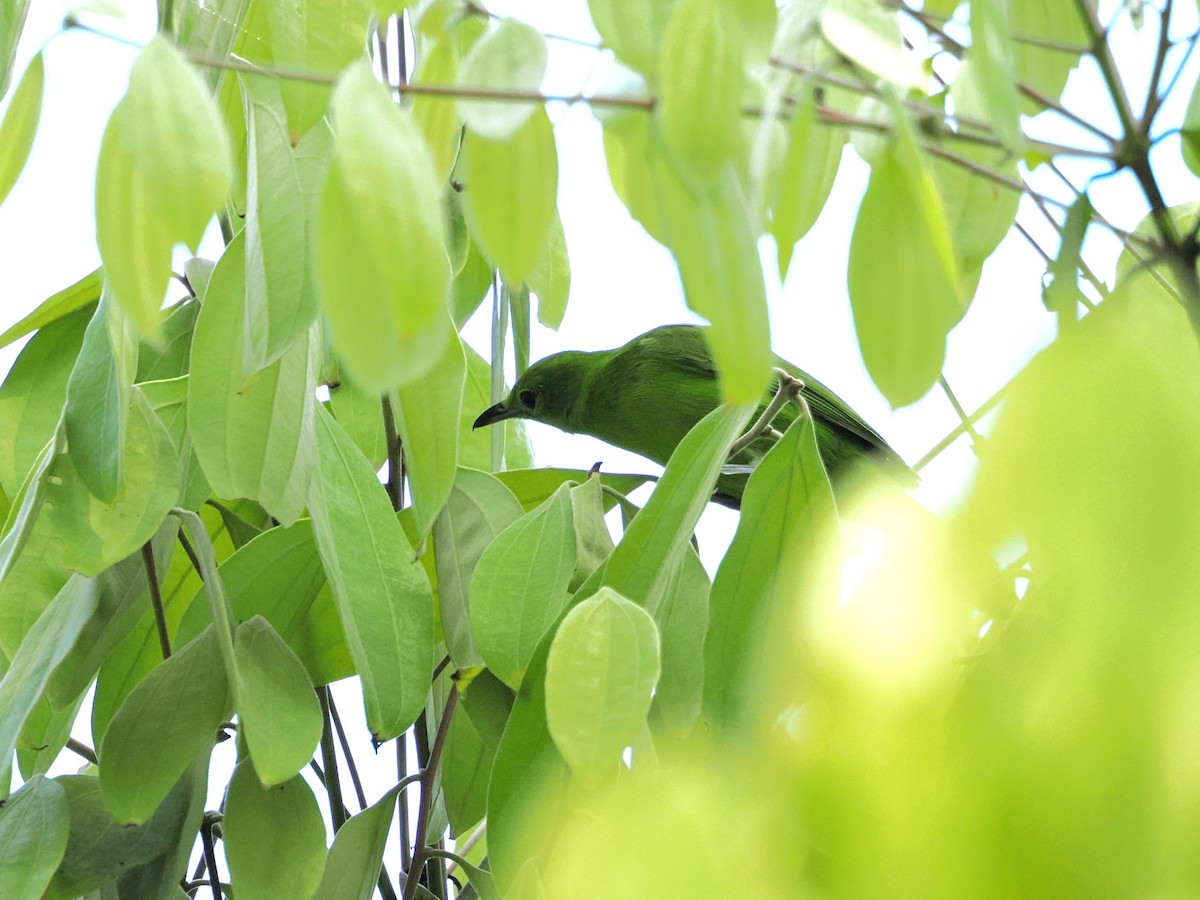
(473, 324), (913, 506)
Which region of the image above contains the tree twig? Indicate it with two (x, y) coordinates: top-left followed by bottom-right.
(141, 541), (171, 660)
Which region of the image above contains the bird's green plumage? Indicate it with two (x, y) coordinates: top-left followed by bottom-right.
(474, 325), (912, 504)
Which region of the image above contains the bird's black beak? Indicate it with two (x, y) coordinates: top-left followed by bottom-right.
(473, 402), (514, 430)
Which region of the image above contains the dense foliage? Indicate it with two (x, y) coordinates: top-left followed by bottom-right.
(1, 0), (1199, 898)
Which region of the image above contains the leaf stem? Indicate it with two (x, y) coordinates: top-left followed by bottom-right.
(318, 686), (348, 832)
(402, 686), (459, 900)
(141, 541), (171, 660)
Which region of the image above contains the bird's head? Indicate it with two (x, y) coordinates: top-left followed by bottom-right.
(472, 350), (591, 433)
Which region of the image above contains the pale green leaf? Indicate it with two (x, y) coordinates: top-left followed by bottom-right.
(392, 322), (467, 537)
(412, 37), (462, 180)
(0, 303), (90, 497)
(529, 212), (570, 329)
(660, 0), (744, 186)
(586, 0), (681, 76)
(0, 0), (30, 100)
(42, 388), (178, 576)
(267, 0), (369, 138)
(471, 483), (576, 688)
(234, 616), (323, 786)
(847, 99), (959, 407)
(651, 546), (708, 732)
(0, 576), (96, 793)
(704, 411), (834, 732)
(1012, 1), (1087, 106)
(1182, 72), (1200, 177)
(243, 76), (318, 372)
(63, 292), (138, 504)
(95, 37), (233, 343)
(601, 404), (754, 614)
(650, 147), (772, 404)
(966, 0), (1023, 153)
(329, 378), (387, 470)
(308, 404), (434, 740)
(0, 51), (42, 207)
(462, 108), (558, 285)
(770, 81), (845, 277)
(820, 0), (924, 91)
(188, 234), (317, 526)
(433, 467), (524, 669)
(457, 17), (547, 140)
(0, 775), (68, 900)
(569, 473), (614, 592)
(224, 760), (327, 900)
(0, 267), (101, 352)
(99, 627), (229, 825)
(316, 61), (450, 393)
(545, 587), (660, 780)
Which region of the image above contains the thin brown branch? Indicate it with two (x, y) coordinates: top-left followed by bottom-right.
(141, 541), (171, 660)
(402, 686), (459, 900)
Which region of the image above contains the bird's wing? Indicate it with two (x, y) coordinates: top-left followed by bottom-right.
(785, 366), (894, 454)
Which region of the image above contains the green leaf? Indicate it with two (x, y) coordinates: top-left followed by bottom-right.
(0, 51), (42, 207)
(461, 346), (534, 471)
(569, 473), (615, 592)
(650, 148), (772, 404)
(586, 0), (681, 76)
(224, 760), (327, 900)
(770, 81), (845, 277)
(0, 302), (91, 496)
(847, 96), (960, 407)
(545, 587), (660, 781)
(316, 60), (450, 393)
(1043, 193), (1091, 325)
(16, 690), (84, 780)
(392, 323), (467, 537)
(704, 411), (834, 732)
(234, 616), (323, 786)
(462, 108), (559, 285)
(0, 267), (101, 352)
(140, 375), (211, 509)
(496, 468), (650, 513)
(99, 627), (230, 825)
(188, 234), (317, 526)
(46, 771), (201, 899)
(603, 112), (668, 245)
(660, 0), (744, 187)
(602, 404), (754, 614)
(470, 483), (576, 688)
(966, 0), (1023, 153)
(311, 782), (405, 900)
(457, 17), (548, 140)
(63, 292), (138, 504)
(95, 37), (233, 343)
(442, 670), (512, 834)
(42, 387), (178, 577)
(175, 518), (353, 685)
(0, 775), (68, 900)
(529, 212), (570, 329)
(433, 468), (525, 668)
(0, 576), (97, 781)
(329, 380), (387, 471)
(308, 404), (434, 740)
(243, 76), (318, 372)
(650, 546), (708, 732)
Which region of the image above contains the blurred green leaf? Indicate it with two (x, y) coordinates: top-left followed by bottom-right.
(457, 17), (547, 140)
(0, 51), (42, 208)
(586, 0), (680, 76)
(0, 267), (100, 353)
(462, 108), (558, 285)
(966, 0), (1023, 153)
(316, 61), (450, 393)
(529, 212), (570, 330)
(312, 781), (405, 900)
(95, 37), (232, 343)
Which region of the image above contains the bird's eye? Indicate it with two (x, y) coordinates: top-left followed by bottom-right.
(519, 389), (538, 409)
